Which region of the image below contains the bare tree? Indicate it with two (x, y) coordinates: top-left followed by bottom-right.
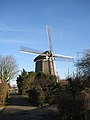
(75, 49), (90, 77)
(0, 55), (18, 83)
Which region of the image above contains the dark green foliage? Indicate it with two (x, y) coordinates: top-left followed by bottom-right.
(46, 82), (62, 105)
(28, 89), (39, 106)
(16, 75), (23, 94)
(28, 88), (46, 106)
(16, 69), (28, 94)
(17, 69), (36, 95)
(17, 70), (60, 106)
(21, 71), (36, 95)
(27, 72), (58, 106)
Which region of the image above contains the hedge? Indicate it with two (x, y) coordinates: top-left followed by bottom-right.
(0, 82), (9, 106)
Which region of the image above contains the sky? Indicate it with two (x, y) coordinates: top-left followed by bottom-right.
(0, 0), (90, 85)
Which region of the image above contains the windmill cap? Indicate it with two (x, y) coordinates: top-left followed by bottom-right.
(34, 51), (50, 62)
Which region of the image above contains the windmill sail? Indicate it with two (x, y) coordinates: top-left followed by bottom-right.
(46, 25), (53, 53)
(20, 46), (48, 56)
(54, 54), (74, 62)
(46, 25), (56, 75)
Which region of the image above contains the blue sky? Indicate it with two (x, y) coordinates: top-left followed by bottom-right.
(0, 0), (90, 84)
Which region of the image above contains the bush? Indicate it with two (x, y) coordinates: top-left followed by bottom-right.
(58, 98), (85, 120)
(57, 86), (86, 120)
(28, 89), (39, 106)
(57, 88), (85, 120)
(28, 72), (58, 106)
(0, 82), (9, 106)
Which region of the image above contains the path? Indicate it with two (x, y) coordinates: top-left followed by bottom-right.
(0, 93), (59, 120)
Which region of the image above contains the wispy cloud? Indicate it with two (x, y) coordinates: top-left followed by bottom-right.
(0, 39), (31, 45)
(0, 23), (25, 32)
(0, 23), (45, 32)
(0, 39), (43, 47)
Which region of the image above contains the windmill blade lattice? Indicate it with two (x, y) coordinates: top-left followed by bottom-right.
(54, 54), (74, 62)
(20, 46), (48, 56)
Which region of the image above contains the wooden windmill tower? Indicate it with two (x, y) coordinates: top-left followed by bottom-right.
(20, 26), (74, 76)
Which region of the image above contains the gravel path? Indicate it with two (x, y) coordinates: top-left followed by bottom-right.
(0, 94), (59, 120)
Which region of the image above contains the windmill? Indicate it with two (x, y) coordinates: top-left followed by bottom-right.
(20, 26), (74, 77)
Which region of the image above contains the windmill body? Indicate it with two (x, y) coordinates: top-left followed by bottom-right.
(20, 26), (74, 77)
(34, 51), (55, 75)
